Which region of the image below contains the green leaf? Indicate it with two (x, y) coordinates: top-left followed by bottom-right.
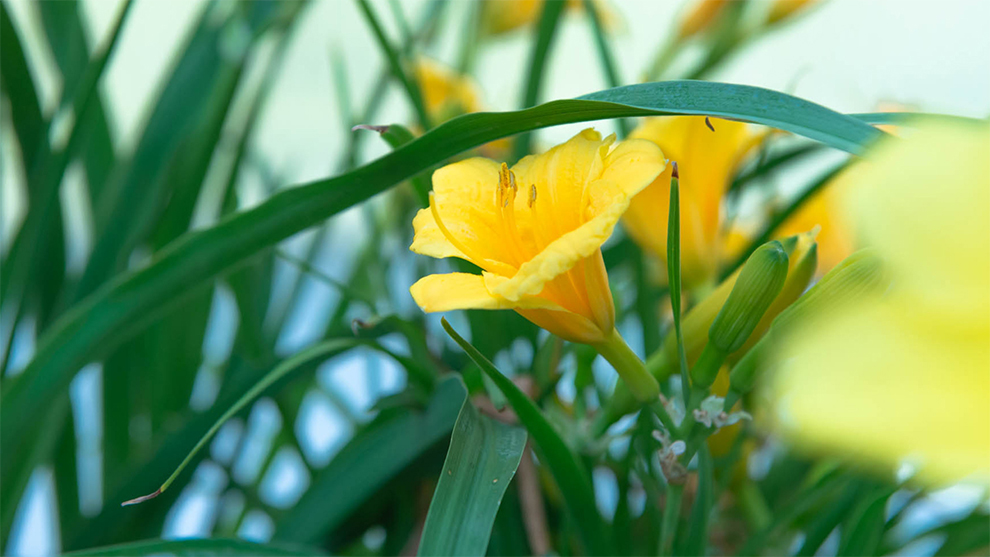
(440, 318), (610, 555)
(63, 537), (325, 557)
(273, 375), (466, 543)
(418, 400), (527, 556)
(0, 81), (892, 486)
(836, 486), (895, 556)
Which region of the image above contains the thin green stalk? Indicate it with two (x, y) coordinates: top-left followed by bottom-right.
(660, 483), (684, 555)
(582, 0), (629, 137)
(514, 0), (566, 159)
(666, 163), (691, 406)
(355, 0), (431, 130)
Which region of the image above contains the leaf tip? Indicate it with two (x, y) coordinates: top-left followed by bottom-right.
(671, 161), (679, 180)
(352, 124), (389, 135)
(121, 488), (162, 507)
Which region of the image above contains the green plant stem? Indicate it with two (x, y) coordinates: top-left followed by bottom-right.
(659, 483), (684, 555)
(355, 0), (431, 131)
(514, 0), (566, 159)
(691, 343), (726, 389)
(592, 329), (659, 402)
(582, 0), (629, 137)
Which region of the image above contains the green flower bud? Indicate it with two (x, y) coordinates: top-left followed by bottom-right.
(708, 241), (789, 354)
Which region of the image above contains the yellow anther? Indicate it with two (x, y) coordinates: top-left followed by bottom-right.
(528, 184), (537, 208)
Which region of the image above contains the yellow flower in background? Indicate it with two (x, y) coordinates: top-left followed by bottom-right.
(410, 129), (665, 345)
(677, 0), (729, 39)
(767, 0), (822, 25)
(776, 168), (855, 272)
(623, 116), (761, 289)
(771, 122), (990, 487)
(480, 0), (620, 36)
(413, 57), (483, 124)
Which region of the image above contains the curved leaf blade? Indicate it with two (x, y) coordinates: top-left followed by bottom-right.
(63, 537), (324, 556)
(418, 400), (527, 556)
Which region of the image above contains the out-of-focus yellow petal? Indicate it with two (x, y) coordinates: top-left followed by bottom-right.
(852, 123), (990, 321)
(624, 116), (758, 288)
(770, 121), (990, 488)
(773, 301), (990, 487)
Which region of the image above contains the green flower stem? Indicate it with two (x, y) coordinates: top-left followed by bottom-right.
(690, 343), (726, 389)
(659, 483), (684, 555)
(593, 329), (660, 402)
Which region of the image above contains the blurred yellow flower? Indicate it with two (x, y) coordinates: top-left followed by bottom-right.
(413, 57), (483, 123)
(410, 129), (665, 345)
(480, 0), (620, 36)
(771, 122), (990, 487)
(776, 168), (855, 272)
(623, 116), (761, 289)
(767, 0), (822, 25)
(677, 0), (729, 39)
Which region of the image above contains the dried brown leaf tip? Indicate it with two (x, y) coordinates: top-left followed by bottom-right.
(352, 124), (389, 135)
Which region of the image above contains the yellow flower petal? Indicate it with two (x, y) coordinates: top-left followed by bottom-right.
(410, 272), (561, 313)
(773, 300), (990, 487)
(624, 116), (758, 288)
(409, 128), (666, 344)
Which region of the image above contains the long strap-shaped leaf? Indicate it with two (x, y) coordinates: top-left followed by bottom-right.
(441, 318), (610, 556)
(63, 537), (324, 556)
(418, 399), (527, 556)
(0, 81), (887, 477)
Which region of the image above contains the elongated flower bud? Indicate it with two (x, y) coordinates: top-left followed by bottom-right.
(708, 241), (789, 354)
(733, 234), (818, 358)
(729, 248), (888, 395)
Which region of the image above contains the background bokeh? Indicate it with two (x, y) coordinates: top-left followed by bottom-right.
(2, 1), (988, 555)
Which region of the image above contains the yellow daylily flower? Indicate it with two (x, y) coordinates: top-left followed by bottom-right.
(623, 116), (762, 289)
(410, 129), (666, 345)
(770, 122), (990, 487)
(413, 57), (484, 124)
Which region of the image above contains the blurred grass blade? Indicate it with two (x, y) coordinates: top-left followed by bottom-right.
(120, 338), (364, 506)
(0, 0), (133, 538)
(514, 0), (566, 159)
(274, 375), (466, 543)
(582, 0), (629, 137)
(418, 400), (527, 556)
(836, 486), (896, 556)
(441, 318), (610, 555)
(684, 446), (713, 556)
(0, 81), (894, 487)
(0, 2), (44, 174)
(36, 0), (117, 204)
(63, 537), (325, 556)
(355, 0), (431, 130)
